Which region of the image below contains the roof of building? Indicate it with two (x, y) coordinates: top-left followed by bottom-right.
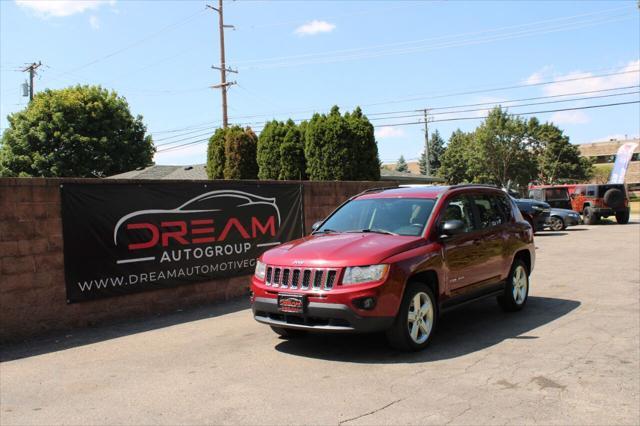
(108, 164), (444, 182)
(108, 164), (208, 180)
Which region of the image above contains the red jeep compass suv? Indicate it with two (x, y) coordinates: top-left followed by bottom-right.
(250, 185), (535, 351)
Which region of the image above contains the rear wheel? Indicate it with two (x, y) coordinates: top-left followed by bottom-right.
(270, 326), (306, 339)
(386, 282), (437, 351)
(497, 259), (529, 312)
(548, 216), (565, 231)
(616, 210), (630, 224)
(583, 207), (598, 225)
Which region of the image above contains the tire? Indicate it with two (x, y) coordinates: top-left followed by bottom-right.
(616, 210), (630, 224)
(497, 259), (529, 312)
(548, 216), (565, 231)
(386, 282), (437, 351)
(270, 326), (306, 339)
(603, 188), (624, 209)
(583, 207), (598, 225)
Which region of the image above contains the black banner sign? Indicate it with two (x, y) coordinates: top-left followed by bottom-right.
(61, 182), (304, 303)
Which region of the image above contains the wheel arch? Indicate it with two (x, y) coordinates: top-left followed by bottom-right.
(513, 249), (531, 275)
(407, 270), (440, 306)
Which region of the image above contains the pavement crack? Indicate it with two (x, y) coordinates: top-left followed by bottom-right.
(338, 399), (403, 425)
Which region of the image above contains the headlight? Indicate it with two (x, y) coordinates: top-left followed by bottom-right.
(343, 264), (389, 285)
(532, 205), (544, 211)
(254, 260), (266, 280)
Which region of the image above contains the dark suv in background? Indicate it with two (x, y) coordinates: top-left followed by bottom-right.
(571, 184), (630, 225)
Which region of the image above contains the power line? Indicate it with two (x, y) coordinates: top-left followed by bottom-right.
(235, 12), (633, 69)
(233, 5), (631, 66)
(49, 9), (207, 81)
(152, 84), (639, 146)
(155, 100), (639, 154)
(157, 101), (640, 154)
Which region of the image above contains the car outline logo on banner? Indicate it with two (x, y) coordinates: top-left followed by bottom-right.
(113, 190), (283, 265)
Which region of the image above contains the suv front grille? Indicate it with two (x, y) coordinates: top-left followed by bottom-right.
(265, 266), (338, 291)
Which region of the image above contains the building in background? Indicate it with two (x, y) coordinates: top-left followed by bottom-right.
(578, 138), (640, 191)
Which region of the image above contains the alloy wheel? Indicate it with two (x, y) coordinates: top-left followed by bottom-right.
(512, 265), (528, 305)
(407, 292), (434, 344)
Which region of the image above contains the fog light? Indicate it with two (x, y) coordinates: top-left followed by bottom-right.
(354, 296), (376, 310)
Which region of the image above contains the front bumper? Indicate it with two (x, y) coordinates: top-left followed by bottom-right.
(252, 297), (394, 333)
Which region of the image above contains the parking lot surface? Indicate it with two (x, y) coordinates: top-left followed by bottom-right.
(1, 222), (639, 425)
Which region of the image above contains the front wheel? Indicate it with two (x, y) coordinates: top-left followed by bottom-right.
(548, 216), (565, 231)
(386, 283), (437, 351)
(497, 259), (529, 312)
(616, 210), (630, 224)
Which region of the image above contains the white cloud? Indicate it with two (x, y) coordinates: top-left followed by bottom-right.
(375, 126), (405, 139)
(89, 15), (100, 30)
(15, 0), (115, 18)
(294, 20), (336, 36)
(549, 110), (590, 125)
(542, 60), (639, 97)
(524, 65), (553, 85)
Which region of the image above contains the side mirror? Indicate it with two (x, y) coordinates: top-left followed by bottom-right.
(311, 221), (323, 232)
(440, 220), (465, 239)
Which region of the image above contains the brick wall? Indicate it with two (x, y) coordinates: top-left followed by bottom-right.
(0, 178), (398, 342)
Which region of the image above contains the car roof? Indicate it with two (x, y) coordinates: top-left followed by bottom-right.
(354, 184), (502, 200)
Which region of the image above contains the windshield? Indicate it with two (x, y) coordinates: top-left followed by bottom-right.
(317, 198), (436, 236)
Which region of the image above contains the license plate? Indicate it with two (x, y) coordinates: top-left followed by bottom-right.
(277, 294), (306, 314)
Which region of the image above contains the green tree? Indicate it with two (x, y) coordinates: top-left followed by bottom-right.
(440, 129), (473, 184)
(206, 128), (226, 179)
(304, 106), (379, 180)
(346, 107), (380, 180)
(395, 155), (408, 172)
(468, 107), (537, 187)
(223, 126), (258, 179)
(418, 130), (446, 175)
(257, 120), (287, 180)
(278, 120), (306, 180)
(0, 85), (153, 177)
(529, 119), (592, 183)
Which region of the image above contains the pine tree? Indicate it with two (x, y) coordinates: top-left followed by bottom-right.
(396, 155), (408, 172)
(206, 128), (226, 179)
(279, 120), (306, 180)
(223, 126), (258, 179)
(257, 120), (287, 180)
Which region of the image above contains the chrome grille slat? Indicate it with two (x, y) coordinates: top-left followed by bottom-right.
(266, 266), (338, 291)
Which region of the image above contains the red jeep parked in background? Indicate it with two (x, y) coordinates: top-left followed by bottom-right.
(570, 184), (630, 225)
(250, 185), (535, 351)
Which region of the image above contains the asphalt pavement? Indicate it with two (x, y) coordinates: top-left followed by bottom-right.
(1, 221), (639, 425)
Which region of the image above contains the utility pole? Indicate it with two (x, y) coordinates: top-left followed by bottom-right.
(207, 1), (237, 128)
(21, 61), (42, 101)
(423, 109), (431, 176)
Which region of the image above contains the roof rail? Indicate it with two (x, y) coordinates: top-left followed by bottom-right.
(354, 186), (399, 197)
(449, 183), (500, 190)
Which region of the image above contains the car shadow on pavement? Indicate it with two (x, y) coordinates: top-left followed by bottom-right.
(274, 296), (580, 364)
(0, 298), (249, 362)
(536, 232), (568, 237)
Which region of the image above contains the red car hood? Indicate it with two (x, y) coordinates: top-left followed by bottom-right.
(261, 232), (425, 267)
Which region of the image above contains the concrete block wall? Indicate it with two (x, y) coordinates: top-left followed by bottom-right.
(0, 178), (398, 341)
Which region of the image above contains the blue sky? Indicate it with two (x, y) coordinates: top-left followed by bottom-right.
(1, 0), (638, 166)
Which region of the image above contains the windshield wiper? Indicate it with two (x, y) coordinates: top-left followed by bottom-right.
(348, 228), (398, 236)
(313, 228), (339, 235)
